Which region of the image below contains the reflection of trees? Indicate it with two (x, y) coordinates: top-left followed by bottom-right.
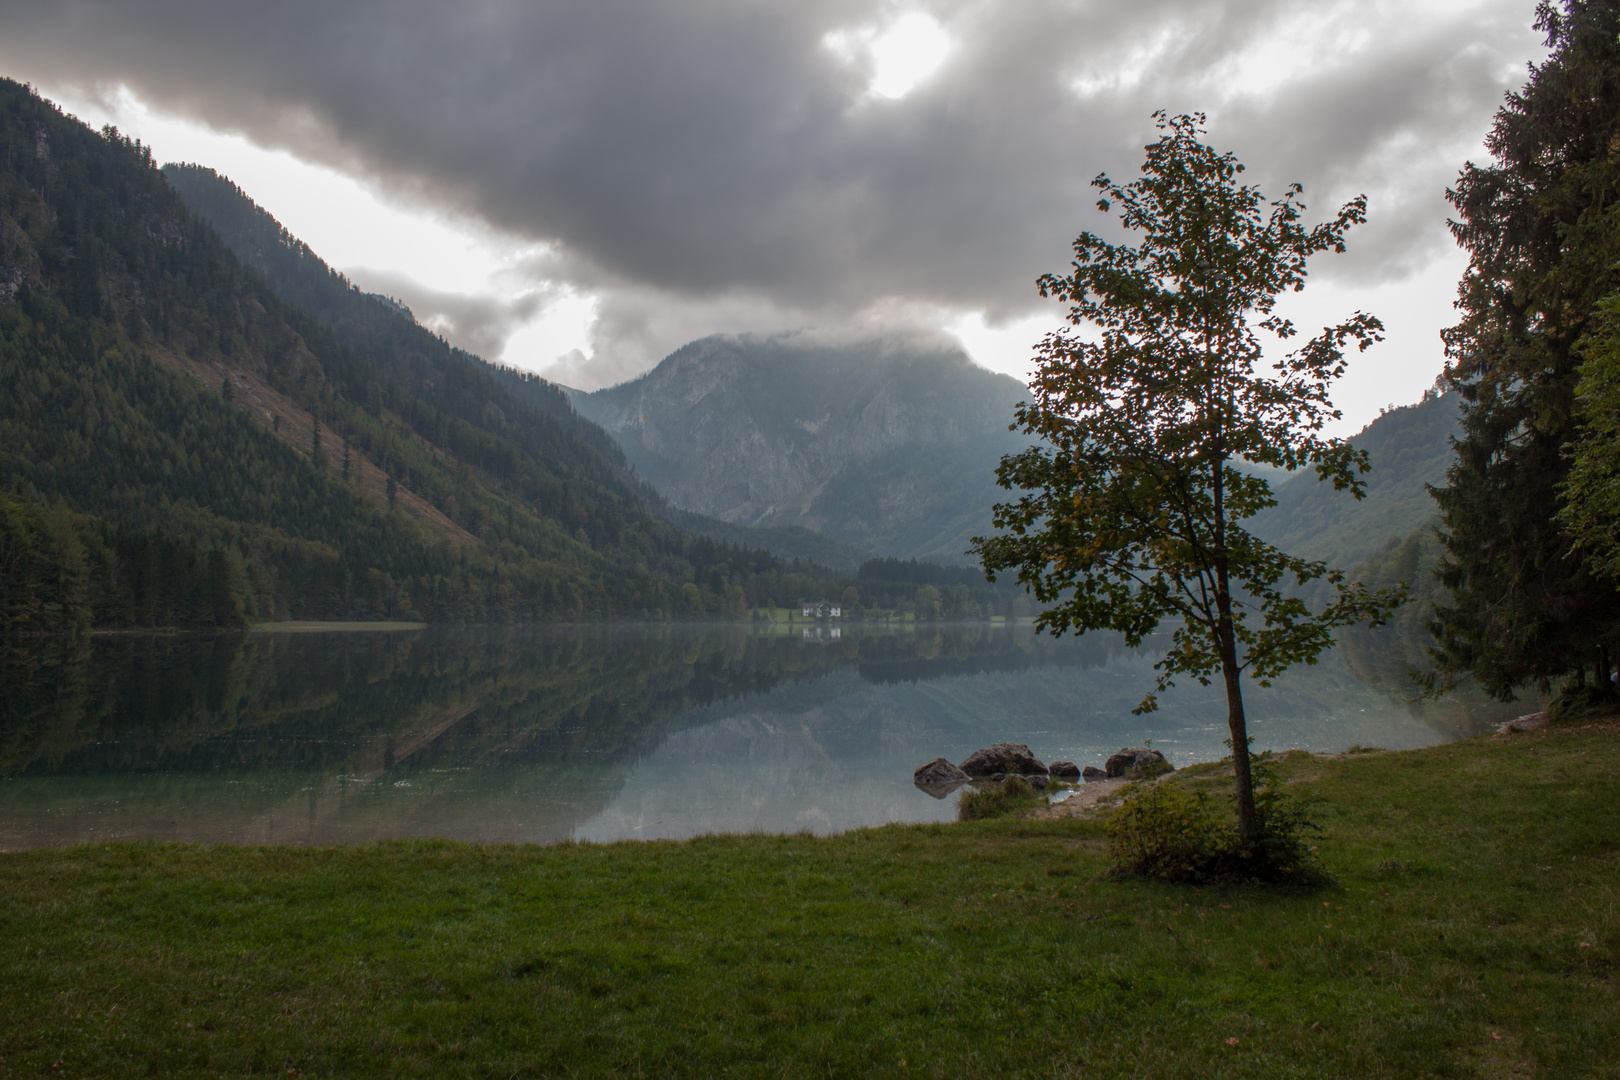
(853, 624), (1125, 686)
(0, 624), (1126, 780)
(2, 621), (1506, 786)
(0, 623), (1531, 848)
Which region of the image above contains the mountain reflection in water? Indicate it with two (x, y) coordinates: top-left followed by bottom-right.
(0, 623), (1524, 849)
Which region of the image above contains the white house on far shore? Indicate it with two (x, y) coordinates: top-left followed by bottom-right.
(801, 600), (841, 618)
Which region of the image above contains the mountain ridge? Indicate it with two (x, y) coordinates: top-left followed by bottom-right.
(0, 80), (840, 634)
(1250, 389), (1459, 570)
(574, 333), (1032, 564)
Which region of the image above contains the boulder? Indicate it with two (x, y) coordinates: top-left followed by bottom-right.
(914, 757), (970, 785)
(1048, 761), (1080, 780)
(959, 742), (1048, 777)
(1023, 774), (1050, 790)
(1105, 747), (1169, 778)
(1081, 766), (1108, 783)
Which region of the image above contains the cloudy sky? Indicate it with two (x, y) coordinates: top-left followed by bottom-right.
(0, 0), (1546, 430)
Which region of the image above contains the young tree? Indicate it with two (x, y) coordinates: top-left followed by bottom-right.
(974, 113), (1405, 842)
(1430, 0), (1620, 700)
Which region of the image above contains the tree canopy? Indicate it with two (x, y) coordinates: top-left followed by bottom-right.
(975, 113), (1404, 841)
(1429, 0), (1620, 700)
(1560, 296), (1620, 581)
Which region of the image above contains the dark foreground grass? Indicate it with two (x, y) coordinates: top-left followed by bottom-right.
(2, 727), (1617, 1079)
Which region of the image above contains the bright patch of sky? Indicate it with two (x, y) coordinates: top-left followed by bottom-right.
(825, 10), (954, 100)
(500, 289), (600, 385)
(1069, 24), (1191, 100)
(946, 309), (1063, 384)
(948, 256), (1465, 434)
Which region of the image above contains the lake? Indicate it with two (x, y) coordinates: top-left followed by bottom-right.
(0, 623), (1524, 850)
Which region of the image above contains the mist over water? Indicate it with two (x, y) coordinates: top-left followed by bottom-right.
(0, 624), (1522, 849)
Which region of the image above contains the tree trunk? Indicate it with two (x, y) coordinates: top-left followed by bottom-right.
(1213, 581), (1258, 843)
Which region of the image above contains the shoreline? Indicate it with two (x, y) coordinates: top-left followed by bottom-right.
(249, 620), (428, 632)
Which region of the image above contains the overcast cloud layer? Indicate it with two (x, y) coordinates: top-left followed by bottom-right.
(0, 0), (1545, 388)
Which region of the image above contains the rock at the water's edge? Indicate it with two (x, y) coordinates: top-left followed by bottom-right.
(1105, 747), (1170, 778)
(914, 757), (970, 785)
(960, 742), (1048, 777)
(1081, 765), (1108, 782)
(1048, 760), (1080, 780)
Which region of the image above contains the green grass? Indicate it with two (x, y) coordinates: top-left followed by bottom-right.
(2, 727), (1616, 1078)
(956, 776), (1053, 821)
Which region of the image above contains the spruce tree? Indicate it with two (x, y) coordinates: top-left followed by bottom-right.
(1559, 296), (1620, 584)
(1430, 0), (1620, 699)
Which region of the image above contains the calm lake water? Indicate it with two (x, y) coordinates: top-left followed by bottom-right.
(0, 623), (1524, 849)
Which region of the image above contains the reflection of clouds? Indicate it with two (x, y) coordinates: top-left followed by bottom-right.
(649, 715), (835, 767)
(575, 646), (1518, 844)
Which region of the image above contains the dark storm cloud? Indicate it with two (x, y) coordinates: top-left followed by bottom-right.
(0, 0), (1544, 377)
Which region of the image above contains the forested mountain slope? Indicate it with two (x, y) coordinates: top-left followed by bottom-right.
(574, 335), (1032, 565)
(1249, 390), (1460, 569)
(160, 163), (873, 575)
(0, 81), (830, 634)
(160, 164), (626, 473)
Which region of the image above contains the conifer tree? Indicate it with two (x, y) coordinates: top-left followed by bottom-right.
(1430, 0), (1620, 699)
(1559, 296), (1620, 585)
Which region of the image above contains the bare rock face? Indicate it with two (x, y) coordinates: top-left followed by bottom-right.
(1048, 761), (1080, 780)
(1081, 766), (1108, 782)
(1105, 747), (1169, 778)
(914, 757), (970, 785)
(959, 742), (1047, 777)
(572, 334), (1032, 562)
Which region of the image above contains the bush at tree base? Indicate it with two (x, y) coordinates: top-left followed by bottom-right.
(1105, 765), (1328, 886)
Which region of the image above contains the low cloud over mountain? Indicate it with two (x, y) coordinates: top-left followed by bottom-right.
(0, 0), (1545, 384)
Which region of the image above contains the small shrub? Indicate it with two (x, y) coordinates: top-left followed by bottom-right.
(1105, 765), (1328, 886)
(1105, 784), (1229, 882)
(957, 777), (1046, 821)
(1241, 764), (1327, 884)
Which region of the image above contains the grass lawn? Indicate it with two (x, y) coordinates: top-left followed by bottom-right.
(2, 723), (1615, 1078)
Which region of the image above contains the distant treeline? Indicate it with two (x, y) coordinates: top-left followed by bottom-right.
(846, 557), (1032, 620)
(857, 558), (993, 588)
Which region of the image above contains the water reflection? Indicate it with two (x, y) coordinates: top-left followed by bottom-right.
(0, 623), (1525, 849)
